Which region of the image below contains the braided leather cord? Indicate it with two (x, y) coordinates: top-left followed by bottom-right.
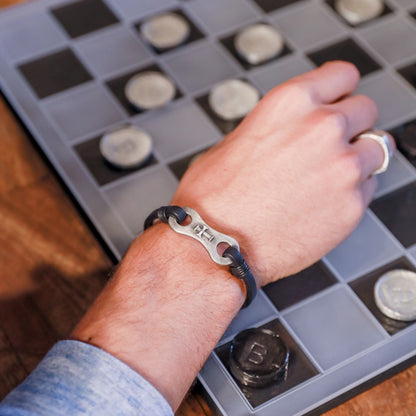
(144, 206), (257, 308)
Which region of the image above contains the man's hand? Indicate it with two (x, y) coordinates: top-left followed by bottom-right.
(172, 61), (395, 286)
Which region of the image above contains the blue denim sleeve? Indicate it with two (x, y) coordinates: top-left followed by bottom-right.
(0, 340), (173, 416)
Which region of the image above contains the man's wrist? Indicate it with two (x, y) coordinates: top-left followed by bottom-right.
(72, 221), (246, 409)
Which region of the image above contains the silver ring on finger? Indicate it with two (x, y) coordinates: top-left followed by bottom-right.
(357, 130), (393, 175)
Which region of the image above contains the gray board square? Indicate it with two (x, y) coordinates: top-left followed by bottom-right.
(43, 82), (125, 142)
(0, 9), (66, 62)
(355, 71), (416, 128)
(325, 211), (403, 282)
(394, 0), (416, 9)
(374, 152), (416, 198)
(75, 26), (152, 78)
(186, 0), (259, 35)
(250, 55), (315, 95)
(105, 166), (177, 235)
(106, 0), (177, 21)
(270, 1), (346, 50)
(137, 100), (222, 160)
(163, 41), (239, 93)
(359, 14), (416, 66)
(284, 285), (386, 370)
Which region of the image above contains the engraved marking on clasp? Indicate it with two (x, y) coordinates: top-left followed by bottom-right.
(243, 342), (267, 365)
(193, 224), (215, 242)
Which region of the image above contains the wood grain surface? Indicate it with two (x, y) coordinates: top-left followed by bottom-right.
(0, 1), (415, 414)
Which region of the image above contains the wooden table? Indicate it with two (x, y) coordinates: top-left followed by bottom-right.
(0, 1), (415, 414)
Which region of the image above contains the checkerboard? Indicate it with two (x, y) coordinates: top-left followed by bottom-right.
(1, 1), (416, 415)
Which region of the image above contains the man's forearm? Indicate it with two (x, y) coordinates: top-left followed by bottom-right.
(72, 223), (246, 410)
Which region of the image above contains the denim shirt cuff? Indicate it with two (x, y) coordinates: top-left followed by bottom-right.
(0, 340), (173, 416)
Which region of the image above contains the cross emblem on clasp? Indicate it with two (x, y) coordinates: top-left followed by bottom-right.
(193, 224), (215, 242)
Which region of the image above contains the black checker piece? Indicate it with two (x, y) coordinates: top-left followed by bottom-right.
(263, 261), (337, 311)
(307, 38), (381, 76)
(349, 257), (416, 335)
(18, 48), (92, 99)
(229, 328), (289, 388)
(74, 135), (157, 186)
(134, 9), (204, 54)
(370, 182), (416, 248)
(389, 120), (416, 166)
(106, 64), (182, 116)
(216, 319), (318, 408)
(253, 0), (304, 13)
(51, 0), (119, 39)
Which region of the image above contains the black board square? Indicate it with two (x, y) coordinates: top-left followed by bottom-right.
(349, 258), (416, 335)
(263, 261), (337, 311)
(168, 148), (210, 180)
(51, 0), (119, 39)
(216, 319), (319, 408)
(389, 120), (416, 166)
(398, 62), (416, 91)
(18, 48), (92, 99)
(220, 30), (291, 70)
(370, 181), (416, 248)
(105, 64), (182, 116)
(252, 0), (304, 13)
(325, 0), (393, 27)
(74, 134), (157, 186)
(134, 9), (204, 54)
(307, 38), (382, 76)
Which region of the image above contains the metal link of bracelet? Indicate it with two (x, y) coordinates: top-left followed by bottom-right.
(144, 206), (257, 308)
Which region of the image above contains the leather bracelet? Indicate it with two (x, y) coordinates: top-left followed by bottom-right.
(144, 206), (257, 308)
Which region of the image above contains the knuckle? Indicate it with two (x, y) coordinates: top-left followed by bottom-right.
(316, 108), (348, 137)
(272, 79), (316, 104)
